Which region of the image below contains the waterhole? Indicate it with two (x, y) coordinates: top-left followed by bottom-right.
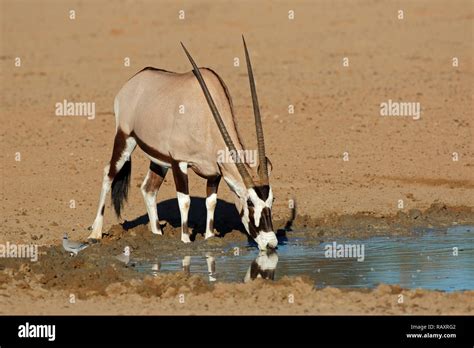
(134, 225), (473, 291)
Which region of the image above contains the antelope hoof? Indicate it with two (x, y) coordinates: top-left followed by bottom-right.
(152, 221), (165, 235)
(181, 234), (191, 244)
(87, 231), (102, 241)
(204, 231), (215, 240)
(87, 238), (100, 244)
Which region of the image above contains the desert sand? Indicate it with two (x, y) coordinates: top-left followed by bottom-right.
(0, 0), (473, 315)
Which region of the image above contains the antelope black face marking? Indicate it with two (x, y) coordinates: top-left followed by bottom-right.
(244, 186), (277, 250)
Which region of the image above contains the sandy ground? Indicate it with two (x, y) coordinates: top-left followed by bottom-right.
(0, 0), (473, 315)
(0, 204), (473, 315)
(2, 276), (473, 315)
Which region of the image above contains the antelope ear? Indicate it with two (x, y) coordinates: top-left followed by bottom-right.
(265, 156), (273, 176)
(257, 156), (273, 178)
(265, 156), (273, 177)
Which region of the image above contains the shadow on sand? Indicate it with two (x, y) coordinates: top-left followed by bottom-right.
(122, 196), (292, 245)
(122, 197), (247, 241)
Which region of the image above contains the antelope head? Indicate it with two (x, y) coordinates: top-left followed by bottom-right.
(182, 37), (277, 250)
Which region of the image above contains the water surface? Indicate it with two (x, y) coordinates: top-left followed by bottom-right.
(135, 225), (474, 291)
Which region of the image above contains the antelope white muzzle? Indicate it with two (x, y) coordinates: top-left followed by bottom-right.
(255, 231), (278, 250)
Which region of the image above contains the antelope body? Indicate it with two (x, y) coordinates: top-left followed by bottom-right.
(88, 38), (277, 250)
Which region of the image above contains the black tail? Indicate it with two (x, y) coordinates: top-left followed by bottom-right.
(111, 159), (132, 218)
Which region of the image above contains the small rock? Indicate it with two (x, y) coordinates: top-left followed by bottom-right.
(408, 209), (422, 220)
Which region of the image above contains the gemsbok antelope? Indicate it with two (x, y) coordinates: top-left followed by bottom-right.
(87, 37), (277, 250)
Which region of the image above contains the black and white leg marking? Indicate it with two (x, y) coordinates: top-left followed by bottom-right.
(205, 175), (221, 239)
(172, 161), (191, 243)
(140, 162), (168, 235)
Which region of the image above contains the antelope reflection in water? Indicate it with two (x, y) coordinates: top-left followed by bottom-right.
(149, 251), (279, 283)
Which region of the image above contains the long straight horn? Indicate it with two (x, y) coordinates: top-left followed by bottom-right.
(181, 42), (255, 189)
(242, 35), (268, 185)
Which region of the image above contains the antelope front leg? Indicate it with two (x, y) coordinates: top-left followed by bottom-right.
(172, 162), (191, 243)
(205, 175), (221, 239)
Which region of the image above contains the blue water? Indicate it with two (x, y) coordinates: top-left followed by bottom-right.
(135, 225), (474, 291)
